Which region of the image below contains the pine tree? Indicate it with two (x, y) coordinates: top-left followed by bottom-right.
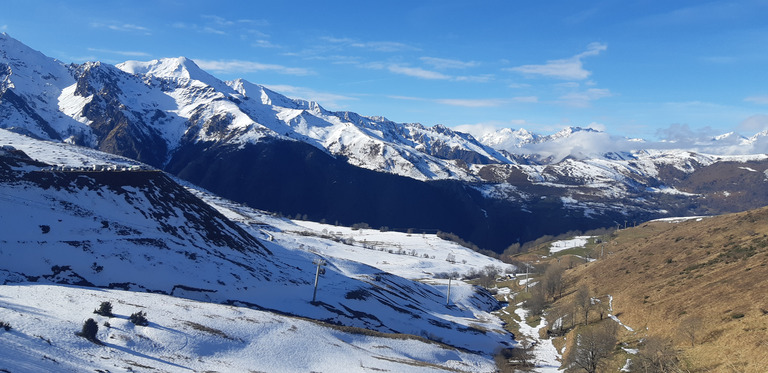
(77, 318), (100, 343)
(129, 310), (149, 326)
(93, 301), (113, 317)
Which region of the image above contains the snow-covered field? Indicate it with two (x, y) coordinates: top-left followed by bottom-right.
(651, 216), (707, 223)
(0, 285), (495, 373)
(0, 129), (515, 371)
(273, 219), (511, 280)
(548, 236), (591, 255)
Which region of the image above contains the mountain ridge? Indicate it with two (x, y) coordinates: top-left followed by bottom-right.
(3, 32), (768, 251)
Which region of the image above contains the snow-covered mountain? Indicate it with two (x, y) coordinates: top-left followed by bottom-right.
(0, 129), (515, 370)
(2, 32), (503, 181)
(4, 32), (768, 251)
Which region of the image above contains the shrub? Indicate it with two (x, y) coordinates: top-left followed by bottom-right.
(129, 311), (149, 326)
(77, 318), (100, 343)
(0, 321), (11, 331)
(93, 301), (113, 317)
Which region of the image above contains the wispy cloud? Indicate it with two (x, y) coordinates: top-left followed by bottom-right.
(507, 42), (607, 80)
(252, 40), (281, 49)
(738, 114), (768, 133)
(420, 57), (478, 70)
(319, 37), (419, 53)
(455, 74), (494, 83)
(559, 88), (613, 107)
(436, 97), (537, 107)
(174, 15), (269, 37)
(352, 41), (419, 52)
(90, 22), (151, 35)
(0, 25), (7, 31)
(87, 48), (150, 58)
(391, 95), (537, 108)
(202, 27), (227, 35)
(264, 84), (357, 110)
(508, 83), (531, 89)
(201, 15), (270, 28)
(194, 59), (313, 76)
(387, 64), (451, 80)
(745, 95), (768, 105)
(365, 62), (491, 82)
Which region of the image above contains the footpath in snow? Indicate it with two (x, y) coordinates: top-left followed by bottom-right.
(504, 296), (563, 372)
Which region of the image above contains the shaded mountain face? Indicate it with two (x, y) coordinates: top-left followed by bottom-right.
(3, 32), (768, 251)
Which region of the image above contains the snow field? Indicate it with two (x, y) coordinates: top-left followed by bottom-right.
(0, 284), (496, 373)
(547, 236), (591, 255)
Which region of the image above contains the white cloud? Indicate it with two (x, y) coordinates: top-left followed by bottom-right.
(738, 114), (768, 133)
(391, 96), (537, 108)
(508, 83), (531, 89)
(559, 88), (613, 107)
(263, 84), (357, 110)
(87, 48), (150, 57)
(320, 37), (419, 53)
(252, 40), (280, 49)
(420, 57), (478, 70)
(435, 98), (514, 108)
(194, 59), (313, 76)
(654, 123), (716, 143)
(745, 96), (768, 105)
(454, 74), (494, 83)
(91, 22), (151, 35)
(201, 15), (269, 28)
(367, 63), (491, 82)
(387, 64), (451, 80)
(507, 42), (606, 80)
(202, 27), (227, 35)
(351, 41), (419, 52)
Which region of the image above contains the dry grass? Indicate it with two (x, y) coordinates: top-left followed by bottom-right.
(556, 208), (768, 372)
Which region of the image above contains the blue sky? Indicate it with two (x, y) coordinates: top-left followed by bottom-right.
(3, 0), (768, 140)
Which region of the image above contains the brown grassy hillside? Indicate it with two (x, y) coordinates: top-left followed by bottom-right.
(559, 208), (768, 372)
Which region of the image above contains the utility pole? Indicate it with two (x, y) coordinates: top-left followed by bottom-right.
(312, 258), (326, 302)
(446, 276), (452, 306)
(523, 265), (528, 292)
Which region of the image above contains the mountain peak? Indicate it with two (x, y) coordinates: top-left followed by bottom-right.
(117, 57), (213, 83)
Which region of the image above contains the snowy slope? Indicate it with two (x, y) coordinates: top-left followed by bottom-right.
(0, 129), (514, 365)
(0, 285), (496, 373)
(0, 32), (92, 142)
(187, 190), (514, 280)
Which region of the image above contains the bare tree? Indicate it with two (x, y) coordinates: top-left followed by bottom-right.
(546, 304), (569, 336)
(565, 322), (617, 373)
(478, 265), (501, 288)
(635, 335), (682, 373)
(525, 283), (547, 316)
(678, 315), (703, 347)
(494, 344), (535, 372)
(574, 285), (592, 326)
(543, 263), (565, 301)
